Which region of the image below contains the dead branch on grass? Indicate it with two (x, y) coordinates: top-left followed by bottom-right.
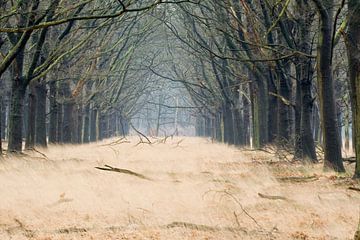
(277, 175), (319, 183)
(172, 138), (184, 148)
(25, 147), (49, 160)
(258, 193), (287, 200)
(343, 157), (356, 164)
(165, 221), (218, 231)
(95, 164), (151, 180)
(164, 221), (248, 233)
(202, 189), (264, 230)
(99, 137), (131, 147)
(130, 122), (152, 145)
(349, 187), (360, 192)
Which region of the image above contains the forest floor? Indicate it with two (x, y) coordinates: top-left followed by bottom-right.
(0, 137), (359, 240)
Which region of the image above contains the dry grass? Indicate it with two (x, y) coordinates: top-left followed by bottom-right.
(0, 137), (359, 239)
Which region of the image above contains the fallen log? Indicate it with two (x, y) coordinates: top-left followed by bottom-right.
(95, 165), (151, 180)
(258, 193), (287, 200)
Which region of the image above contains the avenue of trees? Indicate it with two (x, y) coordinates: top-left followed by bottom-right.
(0, 0), (359, 178)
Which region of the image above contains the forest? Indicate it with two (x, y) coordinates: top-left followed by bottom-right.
(0, 0), (360, 239)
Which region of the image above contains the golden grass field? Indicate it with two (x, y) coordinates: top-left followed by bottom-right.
(0, 137), (359, 239)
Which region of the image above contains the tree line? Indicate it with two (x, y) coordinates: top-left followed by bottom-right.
(0, 0), (359, 178)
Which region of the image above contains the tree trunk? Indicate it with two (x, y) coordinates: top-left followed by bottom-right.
(62, 82), (73, 143)
(294, 65), (302, 158)
(300, 75), (317, 162)
(215, 112), (222, 141)
(90, 106), (97, 142)
(63, 100), (74, 143)
(233, 107), (245, 145)
(35, 82), (47, 147)
(243, 84), (251, 145)
(96, 110), (101, 141)
(25, 85), (36, 149)
(57, 102), (63, 143)
(277, 64), (291, 143)
(268, 72), (278, 143)
(223, 102), (234, 144)
(251, 80), (268, 149)
(1, 97), (6, 141)
(83, 103), (90, 143)
(0, 95), (2, 155)
(8, 77), (26, 153)
(48, 80), (58, 143)
(314, 0), (345, 172)
(346, 0), (360, 177)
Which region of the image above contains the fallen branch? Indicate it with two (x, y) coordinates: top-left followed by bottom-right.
(343, 157), (356, 164)
(165, 221), (218, 231)
(165, 221), (248, 233)
(95, 164), (151, 180)
(57, 227), (87, 234)
(277, 175), (319, 183)
(172, 138), (184, 148)
(26, 147), (49, 160)
(99, 137), (131, 147)
(349, 187), (360, 192)
(129, 122), (152, 144)
(220, 190), (263, 229)
(258, 193), (287, 200)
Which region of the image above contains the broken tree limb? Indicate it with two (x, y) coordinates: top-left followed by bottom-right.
(349, 187), (360, 192)
(343, 157), (356, 164)
(129, 122), (152, 144)
(258, 193), (287, 200)
(277, 175), (319, 183)
(95, 164), (151, 180)
(164, 221), (248, 233)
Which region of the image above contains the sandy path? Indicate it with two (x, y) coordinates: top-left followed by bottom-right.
(0, 137), (359, 239)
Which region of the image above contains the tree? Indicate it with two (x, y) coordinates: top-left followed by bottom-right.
(345, 0), (360, 177)
(313, 0), (345, 172)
